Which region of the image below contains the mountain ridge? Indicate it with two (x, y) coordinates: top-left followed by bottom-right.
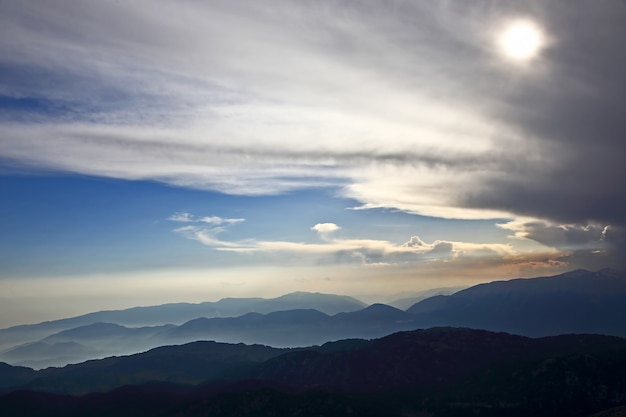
(2, 327), (626, 416)
(406, 268), (626, 337)
(4, 268), (626, 369)
(0, 291), (367, 353)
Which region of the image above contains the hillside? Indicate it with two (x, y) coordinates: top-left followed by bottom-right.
(407, 268), (626, 337)
(1, 328), (626, 416)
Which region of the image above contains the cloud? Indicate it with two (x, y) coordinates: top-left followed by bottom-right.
(498, 218), (626, 269)
(172, 218), (519, 267)
(1, 0), (624, 269)
(0, 0), (531, 216)
(311, 223), (341, 240)
(199, 216), (245, 226)
(168, 212), (194, 223)
(402, 236), (428, 248)
(168, 212), (245, 226)
(457, 2), (626, 229)
(498, 218), (607, 249)
(169, 212), (246, 248)
(169, 220), (571, 277)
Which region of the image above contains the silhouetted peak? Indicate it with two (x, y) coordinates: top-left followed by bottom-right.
(275, 292), (365, 304)
(178, 317), (211, 329)
(365, 303), (401, 311)
(348, 303), (408, 320)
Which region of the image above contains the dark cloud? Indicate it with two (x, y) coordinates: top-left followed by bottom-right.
(464, 1), (626, 226)
(458, 1), (626, 267)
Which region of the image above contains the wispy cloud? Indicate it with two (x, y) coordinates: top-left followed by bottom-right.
(498, 218), (608, 250)
(168, 212), (194, 223)
(169, 212), (246, 248)
(168, 212), (245, 225)
(497, 218), (626, 270)
(1, 0), (624, 266)
(199, 216), (245, 226)
(0, 0), (538, 219)
(173, 217), (518, 266)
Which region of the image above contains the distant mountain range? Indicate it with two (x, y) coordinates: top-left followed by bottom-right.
(1, 304), (417, 369)
(406, 267), (626, 337)
(1, 268), (625, 369)
(2, 327), (626, 416)
(0, 292), (366, 356)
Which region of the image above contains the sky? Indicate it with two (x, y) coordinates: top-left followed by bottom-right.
(1, 0), (625, 327)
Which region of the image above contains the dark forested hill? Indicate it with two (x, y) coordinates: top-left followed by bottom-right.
(2, 327), (626, 416)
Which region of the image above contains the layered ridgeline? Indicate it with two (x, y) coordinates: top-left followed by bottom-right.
(0, 291), (366, 348)
(0, 305), (417, 369)
(1, 268), (625, 369)
(0, 292), (367, 367)
(1, 328), (626, 417)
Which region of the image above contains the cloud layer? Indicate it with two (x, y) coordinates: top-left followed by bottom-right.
(1, 0), (625, 266)
(168, 213), (567, 277)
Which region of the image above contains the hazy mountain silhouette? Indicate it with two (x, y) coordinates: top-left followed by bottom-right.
(387, 286), (465, 310)
(161, 304), (419, 349)
(1, 304), (420, 368)
(407, 268), (626, 337)
(2, 341), (98, 369)
(5, 268), (626, 368)
(165, 309), (331, 347)
(2, 328), (626, 416)
(1, 323), (177, 368)
(0, 292), (366, 353)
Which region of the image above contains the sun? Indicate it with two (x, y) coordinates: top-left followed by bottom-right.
(498, 19), (545, 62)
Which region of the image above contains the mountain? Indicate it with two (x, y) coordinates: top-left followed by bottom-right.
(8, 340), (293, 395)
(246, 291), (367, 315)
(407, 268), (626, 337)
(1, 304), (419, 368)
(5, 268), (626, 369)
(387, 286), (466, 310)
(2, 341), (98, 369)
(165, 309), (332, 347)
(334, 303), (408, 321)
(3, 327), (625, 395)
(237, 327), (626, 392)
(1, 323), (175, 369)
(0, 362), (36, 390)
(2, 328), (626, 416)
(161, 304), (418, 348)
(0, 292), (367, 352)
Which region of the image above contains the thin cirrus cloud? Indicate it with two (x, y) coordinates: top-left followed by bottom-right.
(168, 212), (245, 226)
(0, 1), (625, 265)
(169, 212), (247, 248)
(1, 0), (526, 216)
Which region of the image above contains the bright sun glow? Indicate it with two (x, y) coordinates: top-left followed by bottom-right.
(498, 19), (545, 62)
